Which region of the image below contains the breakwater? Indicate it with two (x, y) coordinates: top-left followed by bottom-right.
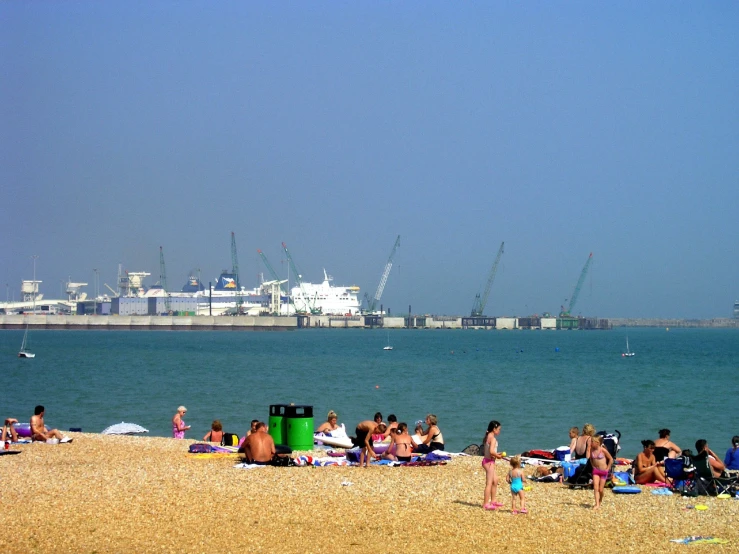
(610, 317), (738, 328)
(4, 314), (735, 331)
(0, 314), (298, 331)
(1, 314), (610, 330)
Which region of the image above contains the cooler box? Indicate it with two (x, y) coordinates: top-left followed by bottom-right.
(285, 405), (314, 450)
(268, 404), (289, 445)
(555, 447), (571, 461)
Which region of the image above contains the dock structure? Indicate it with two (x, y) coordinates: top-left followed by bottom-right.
(0, 314), (616, 331)
(0, 314), (299, 331)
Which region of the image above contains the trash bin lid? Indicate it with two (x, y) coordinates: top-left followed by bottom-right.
(285, 405), (313, 418)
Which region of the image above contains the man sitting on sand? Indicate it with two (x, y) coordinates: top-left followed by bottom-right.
(31, 405), (71, 443)
(241, 422), (275, 465)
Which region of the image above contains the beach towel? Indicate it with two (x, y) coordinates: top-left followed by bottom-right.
(425, 451), (452, 462)
(530, 474), (561, 483)
(670, 536), (728, 545)
(233, 463), (269, 470)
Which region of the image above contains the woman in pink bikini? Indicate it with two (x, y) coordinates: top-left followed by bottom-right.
(482, 420), (503, 510)
(172, 406), (191, 439)
(589, 435), (613, 509)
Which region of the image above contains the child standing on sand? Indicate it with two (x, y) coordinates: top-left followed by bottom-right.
(589, 435), (613, 509)
(482, 420), (503, 510)
(507, 456), (527, 514)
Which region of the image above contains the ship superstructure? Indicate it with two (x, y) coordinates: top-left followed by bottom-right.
(282, 269), (360, 316)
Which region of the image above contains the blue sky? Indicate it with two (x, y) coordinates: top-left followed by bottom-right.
(1, 2), (737, 318)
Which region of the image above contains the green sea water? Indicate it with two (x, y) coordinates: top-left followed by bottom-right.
(1, 327), (737, 458)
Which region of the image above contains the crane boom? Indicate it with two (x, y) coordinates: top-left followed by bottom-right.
(159, 246), (171, 313)
(470, 241), (504, 317)
(561, 252), (593, 317)
(367, 235), (400, 313)
(257, 249), (286, 293)
(231, 232), (242, 310)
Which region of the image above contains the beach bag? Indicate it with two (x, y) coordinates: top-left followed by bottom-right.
(527, 449), (555, 460)
(221, 433), (239, 447)
(189, 443), (213, 454)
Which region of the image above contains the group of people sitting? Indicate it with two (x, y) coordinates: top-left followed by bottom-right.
(201, 418), (283, 465)
(535, 425), (738, 489)
(2, 407), (73, 444)
(634, 430), (739, 485)
(568, 425), (739, 485)
(316, 410), (445, 467)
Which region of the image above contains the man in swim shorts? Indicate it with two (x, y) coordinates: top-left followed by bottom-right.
(30, 406), (71, 443)
(241, 422), (275, 465)
(353, 420), (386, 467)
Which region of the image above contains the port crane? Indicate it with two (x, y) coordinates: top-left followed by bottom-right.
(470, 241), (504, 317)
(159, 246), (171, 313)
(231, 232), (242, 312)
(281, 242), (320, 314)
(257, 249), (286, 294)
(560, 252), (593, 317)
(364, 235), (400, 314)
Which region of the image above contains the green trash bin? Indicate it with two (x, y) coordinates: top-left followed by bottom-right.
(269, 404), (289, 445)
(285, 405), (314, 450)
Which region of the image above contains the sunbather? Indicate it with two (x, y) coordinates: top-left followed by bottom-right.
(723, 436), (739, 473)
(315, 411), (340, 434)
(573, 424), (595, 460)
(694, 439), (725, 478)
(2, 418), (19, 442)
(30, 406), (71, 443)
(634, 440), (665, 484)
(654, 429), (681, 461)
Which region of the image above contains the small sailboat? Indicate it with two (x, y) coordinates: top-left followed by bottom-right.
(383, 330), (393, 351)
(18, 325), (35, 358)
(622, 337), (634, 357)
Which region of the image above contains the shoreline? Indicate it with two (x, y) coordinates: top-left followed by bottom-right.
(2, 433), (737, 553)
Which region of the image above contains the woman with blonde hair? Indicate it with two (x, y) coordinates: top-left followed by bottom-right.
(315, 410), (340, 434)
(573, 423), (595, 460)
(172, 406), (190, 439)
(416, 414), (444, 454)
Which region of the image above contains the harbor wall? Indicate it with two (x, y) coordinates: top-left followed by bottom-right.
(16, 314), (729, 330)
(0, 314), (298, 331)
(609, 318), (738, 328)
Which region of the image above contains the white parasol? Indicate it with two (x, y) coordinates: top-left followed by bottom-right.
(101, 422), (149, 435)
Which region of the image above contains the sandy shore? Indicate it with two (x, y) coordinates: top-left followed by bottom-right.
(1, 433), (737, 553)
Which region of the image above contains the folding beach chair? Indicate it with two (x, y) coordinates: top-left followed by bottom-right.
(692, 454), (737, 496)
(566, 460), (593, 489)
(664, 457), (694, 494)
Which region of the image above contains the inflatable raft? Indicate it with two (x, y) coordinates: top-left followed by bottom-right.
(13, 422), (48, 438)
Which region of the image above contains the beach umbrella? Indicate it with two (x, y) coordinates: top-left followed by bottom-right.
(101, 422), (149, 435)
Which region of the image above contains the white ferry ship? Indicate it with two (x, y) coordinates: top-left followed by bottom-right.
(192, 272), (272, 315)
(282, 270), (360, 316)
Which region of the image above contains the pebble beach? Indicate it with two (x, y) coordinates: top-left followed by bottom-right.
(1, 433), (737, 553)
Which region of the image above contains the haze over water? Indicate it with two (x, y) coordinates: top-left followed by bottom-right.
(3, 327), (737, 457)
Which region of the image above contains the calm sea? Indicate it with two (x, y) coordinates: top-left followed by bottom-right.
(2, 327), (737, 458)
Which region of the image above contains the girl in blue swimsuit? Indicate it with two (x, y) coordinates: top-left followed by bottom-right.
(507, 456), (527, 514)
